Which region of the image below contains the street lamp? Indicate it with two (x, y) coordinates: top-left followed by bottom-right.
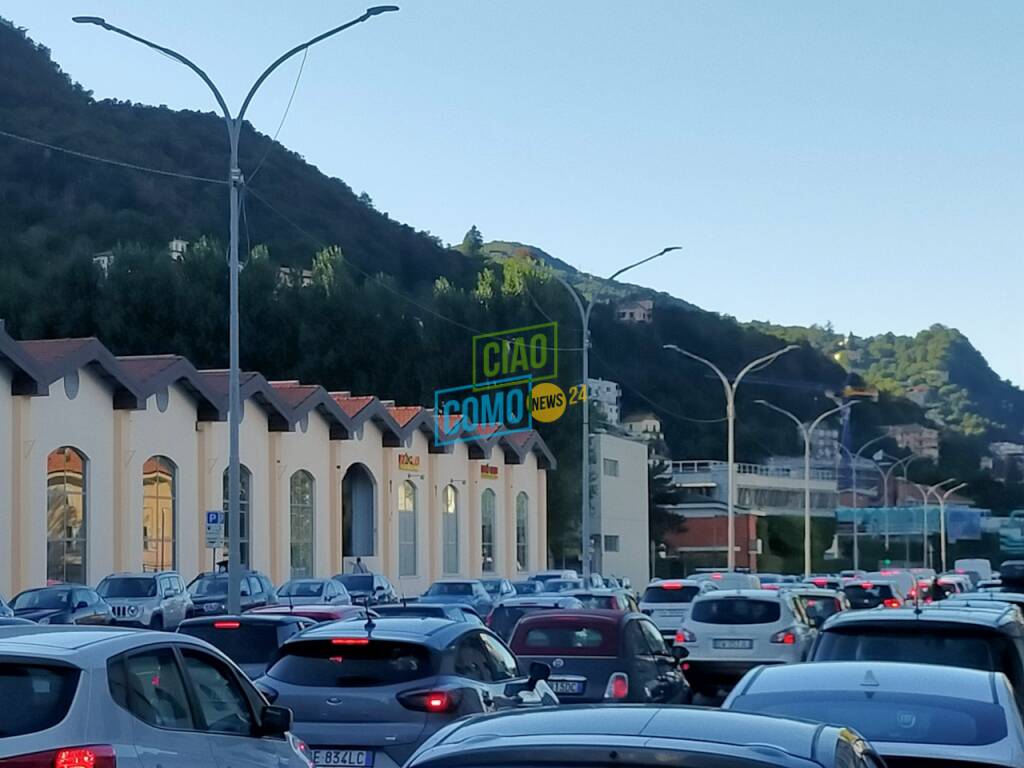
(663, 344), (799, 571)
(74, 7), (399, 613)
(843, 434), (888, 570)
(911, 478), (959, 569)
(554, 246), (681, 577)
(938, 482), (968, 573)
(755, 400), (856, 577)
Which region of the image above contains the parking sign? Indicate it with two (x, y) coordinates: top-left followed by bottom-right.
(205, 510), (225, 549)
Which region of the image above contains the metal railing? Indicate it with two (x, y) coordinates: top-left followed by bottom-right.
(669, 460), (835, 481)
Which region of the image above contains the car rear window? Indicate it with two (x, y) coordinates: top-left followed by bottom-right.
(574, 595), (616, 610)
(426, 583), (473, 596)
(799, 595), (842, 622)
(642, 585), (700, 604)
(843, 583), (895, 606)
(335, 575), (374, 592)
(512, 621), (618, 656)
(731, 691), (1008, 746)
(178, 623), (285, 666)
(815, 628), (1008, 671)
(690, 598), (781, 624)
(0, 663), (80, 737)
(267, 639), (436, 687)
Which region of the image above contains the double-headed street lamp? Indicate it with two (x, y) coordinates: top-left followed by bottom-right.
(938, 482), (968, 573)
(75, 7), (400, 613)
(834, 434), (887, 570)
(756, 400), (856, 577)
(912, 478), (960, 569)
(555, 246), (681, 577)
(663, 344), (799, 571)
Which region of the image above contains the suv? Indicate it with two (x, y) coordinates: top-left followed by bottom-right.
(0, 625), (309, 767)
(674, 589), (817, 696)
(421, 580), (493, 616)
(639, 579), (714, 640)
(187, 569), (278, 615)
(331, 572), (398, 606)
(96, 571), (192, 629)
(811, 604), (1024, 708)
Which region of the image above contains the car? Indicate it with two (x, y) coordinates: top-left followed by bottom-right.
(96, 570), (192, 629)
(673, 589), (816, 697)
(421, 579), (493, 616)
(639, 579), (713, 640)
(867, 569), (917, 599)
(256, 616), (558, 768)
(810, 604), (1024, 708)
(177, 614), (317, 679)
(187, 569), (278, 615)
(509, 609), (690, 704)
(944, 591), (1024, 612)
(246, 603), (373, 623)
(564, 588), (639, 612)
(1000, 560), (1024, 590)
(485, 595), (585, 641)
(540, 577), (586, 593)
(805, 574), (843, 590)
(479, 578), (516, 601)
(375, 602), (484, 624)
(530, 569), (579, 586)
(277, 577), (352, 606)
(691, 571), (761, 590)
(957, 558), (994, 581)
(511, 579), (543, 595)
(331, 572), (398, 606)
(938, 573), (975, 595)
(756, 573), (794, 590)
(0, 616), (36, 626)
(842, 578), (906, 609)
(405, 705), (884, 768)
(0, 624), (308, 768)
(10, 585), (113, 625)
(784, 586), (850, 629)
(839, 569), (868, 580)
(724, 661), (1024, 768)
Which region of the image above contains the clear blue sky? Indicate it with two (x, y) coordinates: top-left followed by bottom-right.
(6, 1), (1023, 384)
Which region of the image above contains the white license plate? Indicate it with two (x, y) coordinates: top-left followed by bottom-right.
(712, 638), (753, 650)
(312, 749), (374, 767)
(550, 679), (585, 694)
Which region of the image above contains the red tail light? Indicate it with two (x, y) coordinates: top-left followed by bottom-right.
(770, 629), (797, 645)
(331, 638), (370, 645)
(675, 628), (696, 644)
(0, 746), (116, 768)
(883, 598), (902, 608)
(710, 573), (723, 580)
(398, 689), (462, 713)
(660, 583), (683, 590)
(811, 578), (826, 587)
(860, 582), (874, 589)
(213, 621), (240, 629)
(604, 673), (629, 700)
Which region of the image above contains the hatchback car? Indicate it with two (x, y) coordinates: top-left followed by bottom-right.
(785, 586), (849, 629)
(405, 705), (884, 768)
(485, 595), (585, 641)
(96, 571), (192, 629)
(564, 588), (638, 612)
(257, 617), (557, 768)
(639, 578), (713, 640)
(674, 589), (816, 696)
(331, 572), (398, 606)
(187, 569), (278, 615)
(842, 579), (906, 609)
(277, 577), (352, 606)
(421, 579), (493, 616)
(177, 614), (316, 679)
(0, 625), (309, 768)
(11, 585), (113, 625)
(479, 578), (516, 601)
(725, 661), (1024, 768)
(509, 610), (690, 704)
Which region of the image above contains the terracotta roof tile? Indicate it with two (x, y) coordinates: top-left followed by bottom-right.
(18, 338), (96, 366)
(387, 405), (423, 427)
(332, 393), (375, 418)
(270, 381), (320, 408)
(116, 355), (182, 384)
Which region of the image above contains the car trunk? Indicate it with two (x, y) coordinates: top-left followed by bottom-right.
(516, 652), (622, 703)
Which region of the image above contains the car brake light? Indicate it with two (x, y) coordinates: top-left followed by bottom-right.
(604, 673), (629, 700)
(711, 573), (722, 580)
(213, 621), (240, 629)
(811, 578), (826, 587)
(398, 689), (462, 713)
(660, 583), (683, 590)
(860, 582), (873, 589)
(770, 629), (797, 645)
(331, 638), (370, 645)
(675, 628), (696, 644)
(883, 598), (902, 608)
(0, 746), (117, 768)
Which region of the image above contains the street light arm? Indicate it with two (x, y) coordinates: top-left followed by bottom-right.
(810, 401), (856, 433)
(854, 433), (889, 460)
(607, 246), (681, 282)
(734, 345), (800, 387)
(942, 482), (968, 500)
(754, 400), (805, 436)
(664, 344), (731, 393)
(553, 274), (588, 319)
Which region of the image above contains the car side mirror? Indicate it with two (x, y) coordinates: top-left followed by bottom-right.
(75, 600), (88, 610)
(526, 661), (550, 690)
(162, 588), (175, 599)
(671, 645), (689, 660)
(259, 704), (292, 737)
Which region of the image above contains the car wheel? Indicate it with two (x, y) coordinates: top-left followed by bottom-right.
(150, 614), (164, 630)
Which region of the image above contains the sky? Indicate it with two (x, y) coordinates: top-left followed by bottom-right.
(5, 1), (1023, 384)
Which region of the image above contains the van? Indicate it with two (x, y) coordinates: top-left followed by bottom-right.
(955, 558), (993, 581)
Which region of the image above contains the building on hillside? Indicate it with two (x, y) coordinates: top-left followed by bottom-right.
(622, 412), (662, 440)
(906, 384), (930, 407)
(885, 424), (940, 461)
(807, 424), (839, 464)
(592, 432), (649, 590)
(0, 322), (554, 598)
(987, 442), (1024, 482)
(615, 299), (653, 324)
(168, 239), (189, 261)
(277, 266), (315, 288)
(587, 377), (621, 426)
(92, 251), (115, 276)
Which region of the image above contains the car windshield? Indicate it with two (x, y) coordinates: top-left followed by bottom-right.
(732, 691), (1008, 746)
(178, 623), (286, 666)
(268, 639), (435, 687)
(335, 575), (374, 593)
(12, 589), (71, 610)
(280, 580), (324, 598)
(426, 582), (473, 596)
(642, 585), (700, 604)
(97, 577), (156, 598)
(542, 579), (583, 593)
(690, 598), (781, 624)
(189, 576), (228, 597)
(0, 664), (81, 738)
(815, 627), (1008, 671)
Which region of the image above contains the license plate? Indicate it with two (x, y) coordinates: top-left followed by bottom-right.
(550, 680), (585, 694)
(312, 750), (374, 767)
(712, 638), (753, 650)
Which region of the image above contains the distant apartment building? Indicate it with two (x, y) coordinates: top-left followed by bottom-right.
(622, 412), (662, 440)
(278, 266), (315, 288)
(885, 424), (940, 460)
(616, 299), (653, 324)
(587, 377), (622, 426)
(807, 424), (839, 463)
(988, 442), (1024, 482)
(592, 432), (650, 589)
(168, 238), (188, 261)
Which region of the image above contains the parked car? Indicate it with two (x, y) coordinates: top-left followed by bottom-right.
(511, 580), (543, 595)
(0, 616), (36, 626)
(277, 577), (351, 606)
(421, 579), (493, 616)
(257, 616), (558, 768)
(842, 578), (906, 609)
(784, 586), (850, 628)
(11, 585), (112, 625)
(331, 572), (398, 606)
(486, 595), (585, 641)
(673, 589), (816, 697)
(405, 705), (883, 768)
(957, 558), (994, 581)
(639, 578), (713, 640)
(375, 602), (484, 624)
(0, 625), (308, 768)
(479, 578), (516, 601)
(541, 578), (586, 593)
(810, 604), (1024, 708)
(96, 570), (192, 629)
(187, 569), (278, 615)
(530, 569), (579, 585)
(177, 614), (316, 679)
(246, 603), (372, 623)
(690, 571), (761, 590)
(724, 661), (1024, 767)
(565, 588), (638, 612)
(509, 609), (690, 704)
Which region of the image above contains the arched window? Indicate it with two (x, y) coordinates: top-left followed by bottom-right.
(398, 481), (417, 577)
(516, 492), (529, 571)
(290, 471), (315, 579)
(443, 484), (460, 575)
(47, 446), (88, 584)
(222, 465), (252, 568)
(342, 464), (376, 557)
(481, 489), (496, 573)
(143, 456), (176, 572)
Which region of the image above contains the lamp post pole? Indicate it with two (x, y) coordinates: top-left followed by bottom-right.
(663, 345), (799, 571)
(875, 453), (918, 550)
(553, 246), (680, 577)
(912, 478), (959, 569)
(939, 482), (968, 573)
(848, 434), (887, 569)
(75, 7), (400, 612)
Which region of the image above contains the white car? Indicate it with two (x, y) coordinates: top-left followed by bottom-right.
(639, 579), (714, 640)
(690, 571), (761, 590)
(673, 589), (815, 697)
(0, 625), (311, 768)
(724, 661), (1024, 768)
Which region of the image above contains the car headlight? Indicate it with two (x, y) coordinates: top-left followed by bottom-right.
(38, 616), (50, 625)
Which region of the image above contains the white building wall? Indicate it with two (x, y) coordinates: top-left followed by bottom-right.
(595, 433), (649, 590)
(0, 368), (13, 596)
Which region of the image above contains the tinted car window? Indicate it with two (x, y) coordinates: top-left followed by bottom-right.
(799, 595), (842, 623)
(641, 586), (700, 604)
(335, 574), (374, 592)
(690, 598), (781, 624)
(426, 582), (473, 596)
(814, 627), (1009, 672)
(488, 606), (533, 640)
(267, 639), (435, 687)
(515, 622), (618, 656)
(479, 634), (519, 680)
(189, 576), (228, 597)
(12, 589), (71, 610)
(178, 623), (286, 666)
(0, 664), (80, 737)
(118, 648), (193, 729)
(98, 577), (157, 598)
(247, 576), (263, 596)
(639, 620), (668, 654)
(843, 584), (896, 608)
(280, 580), (324, 598)
(181, 650), (255, 735)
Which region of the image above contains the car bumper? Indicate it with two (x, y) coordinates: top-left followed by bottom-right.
(682, 660), (783, 689)
(110, 618), (148, 628)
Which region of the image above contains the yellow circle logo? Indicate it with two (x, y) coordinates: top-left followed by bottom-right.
(531, 382), (567, 423)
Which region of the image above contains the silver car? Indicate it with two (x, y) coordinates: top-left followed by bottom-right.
(724, 661), (1024, 767)
(96, 571), (192, 630)
(0, 625), (311, 768)
(638, 578), (714, 640)
(277, 578), (352, 606)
